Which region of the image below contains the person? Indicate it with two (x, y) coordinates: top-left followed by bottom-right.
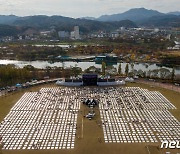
(0, 135), (2, 146)
(98, 137), (100, 142)
(99, 138), (102, 143)
(98, 137), (102, 143)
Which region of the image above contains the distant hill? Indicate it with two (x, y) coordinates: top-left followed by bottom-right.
(0, 7), (180, 37)
(12, 16), (137, 33)
(94, 8), (180, 28)
(80, 17), (96, 20)
(13, 15), (75, 28)
(139, 15), (180, 27)
(0, 16), (137, 36)
(0, 15), (19, 24)
(168, 11), (180, 16)
(97, 8), (163, 22)
(0, 24), (20, 36)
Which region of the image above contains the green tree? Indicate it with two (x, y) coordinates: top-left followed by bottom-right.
(72, 66), (82, 77)
(102, 62), (106, 76)
(125, 64), (129, 76)
(23, 65), (35, 71)
(159, 68), (170, 79)
(171, 67), (175, 81)
(131, 63), (134, 76)
(45, 66), (51, 77)
(151, 69), (159, 78)
(118, 63), (122, 75)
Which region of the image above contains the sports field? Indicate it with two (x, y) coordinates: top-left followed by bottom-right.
(0, 83), (180, 154)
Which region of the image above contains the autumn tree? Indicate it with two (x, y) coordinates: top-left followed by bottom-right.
(130, 53), (135, 61)
(102, 62), (106, 76)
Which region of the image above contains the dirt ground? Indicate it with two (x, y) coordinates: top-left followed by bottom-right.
(0, 83), (180, 154)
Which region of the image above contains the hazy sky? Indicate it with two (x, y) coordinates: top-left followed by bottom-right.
(0, 0), (179, 18)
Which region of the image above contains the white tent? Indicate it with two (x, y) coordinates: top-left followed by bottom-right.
(125, 77), (135, 83)
(98, 80), (125, 86)
(56, 80), (83, 86)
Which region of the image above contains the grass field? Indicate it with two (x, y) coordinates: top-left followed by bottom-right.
(0, 83), (180, 154)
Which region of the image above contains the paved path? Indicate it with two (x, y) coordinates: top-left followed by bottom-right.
(0, 78), (61, 97)
(137, 79), (180, 93)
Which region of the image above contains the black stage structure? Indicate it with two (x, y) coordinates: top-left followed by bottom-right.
(63, 74), (116, 86)
(82, 74), (98, 86)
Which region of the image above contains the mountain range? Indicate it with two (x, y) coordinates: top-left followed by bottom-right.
(0, 8), (179, 37)
(83, 8), (180, 27)
(97, 8), (164, 22)
(0, 15), (137, 36)
(168, 11), (180, 16)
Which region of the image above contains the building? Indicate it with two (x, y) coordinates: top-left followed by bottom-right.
(70, 31), (75, 39)
(40, 31), (51, 36)
(70, 26), (80, 40)
(74, 26), (80, 39)
(95, 54), (118, 64)
(58, 31), (70, 39)
(111, 32), (119, 38)
(120, 27), (125, 31)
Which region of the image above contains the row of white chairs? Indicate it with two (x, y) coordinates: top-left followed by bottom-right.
(0, 86), (179, 150)
(1, 87), (81, 150)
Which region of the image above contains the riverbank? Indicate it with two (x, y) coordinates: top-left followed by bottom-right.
(1, 42), (179, 67)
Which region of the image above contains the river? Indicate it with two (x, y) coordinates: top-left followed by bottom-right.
(0, 60), (180, 75)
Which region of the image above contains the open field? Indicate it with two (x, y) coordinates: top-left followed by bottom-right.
(0, 83), (180, 154)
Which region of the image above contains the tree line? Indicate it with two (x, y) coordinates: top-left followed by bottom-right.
(0, 63), (178, 88)
(0, 65), (82, 87)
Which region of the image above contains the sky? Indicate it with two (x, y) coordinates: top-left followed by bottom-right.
(0, 0), (179, 18)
